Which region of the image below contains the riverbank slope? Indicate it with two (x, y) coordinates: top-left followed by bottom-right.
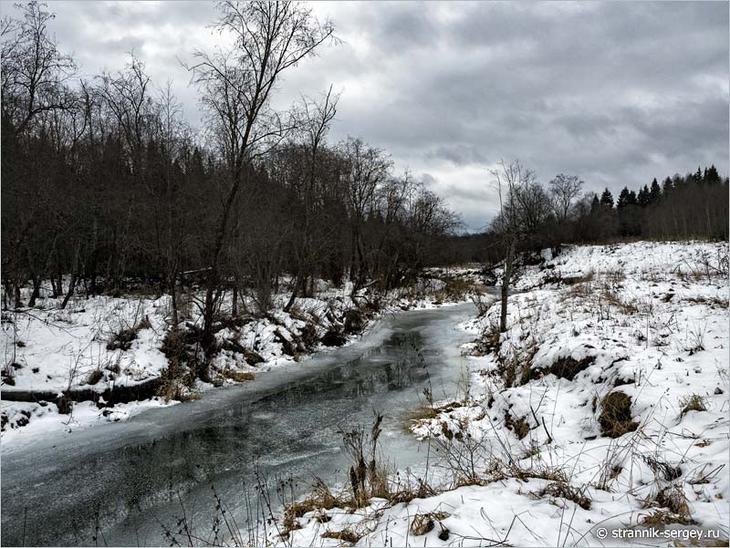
(278, 240), (729, 547)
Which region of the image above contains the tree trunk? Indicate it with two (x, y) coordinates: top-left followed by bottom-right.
(169, 271), (179, 329)
(61, 243), (81, 310)
(499, 238), (516, 333)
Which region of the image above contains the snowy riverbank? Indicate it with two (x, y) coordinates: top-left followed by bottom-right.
(275, 241), (729, 547)
(1, 271), (486, 447)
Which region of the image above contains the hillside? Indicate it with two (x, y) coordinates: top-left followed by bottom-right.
(276, 241), (729, 547)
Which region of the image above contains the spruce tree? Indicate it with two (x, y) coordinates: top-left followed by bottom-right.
(704, 165), (721, 185)
(637, 185), (650, 207)
(600, 188), (614, 208)
(617, 187), (631, 209)
(650, 178), (662, 203)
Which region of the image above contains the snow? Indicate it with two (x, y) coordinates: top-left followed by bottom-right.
(1, 270), (487, 448)
(270, 241), (729, 547)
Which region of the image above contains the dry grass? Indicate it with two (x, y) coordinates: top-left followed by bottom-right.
(680, 394), (707, 417)
(598, 391), (638, 438)
(407, 400), (464, 423)
(320, 528), (361, 545)
(685, 295), (730, 308)
(600, 286), (639, 315)
(537, 481), (592, 510)
(639, 509), (695, 527)
(221, 369), (255, 383)
(641, 485), (694, 525)
(282, 478), (350, 536)
(409, 512), (450, 536)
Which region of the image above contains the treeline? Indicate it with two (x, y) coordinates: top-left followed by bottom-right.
(443, 164), (728, 265)
(1, 1), (458, 323)
(583, 167), (728, 242)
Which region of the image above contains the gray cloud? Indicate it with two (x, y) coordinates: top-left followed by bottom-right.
(26, 0), (730, 231)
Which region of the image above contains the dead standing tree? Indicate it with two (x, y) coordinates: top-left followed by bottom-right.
(188, 1), (334, 379)
(491, 159), (537, 333)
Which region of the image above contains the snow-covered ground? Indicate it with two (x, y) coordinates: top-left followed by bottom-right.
(273, 241), (729, 547)
(1, 273), (486, 447)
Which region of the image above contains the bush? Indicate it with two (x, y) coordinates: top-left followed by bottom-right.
(344, 308), (364, 334)
(158, 328), (198, 401)
(106, 327), (138, 350)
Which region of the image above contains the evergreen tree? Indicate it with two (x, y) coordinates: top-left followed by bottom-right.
(704, 165), (721, 185)
(627, 189), (637, 205)
(617, 186), (631, 209)
(600, 188), (614, 208)
(693, 166), (703, 183)
(650, 178), (662, 203)
(637, 185), (650, 207)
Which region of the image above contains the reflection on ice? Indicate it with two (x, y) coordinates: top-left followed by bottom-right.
(1, 303), (477, 547)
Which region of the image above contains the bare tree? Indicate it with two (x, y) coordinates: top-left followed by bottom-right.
(340, 137), (392, 294)
(1, 1), (75, 135)
(549, 173), (583, 222)
(283, 85), (339, 311)
(188, 0), (335, 374)
(490, 160), (536, 332)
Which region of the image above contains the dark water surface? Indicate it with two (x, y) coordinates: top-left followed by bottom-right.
(1, 303), (477, 546)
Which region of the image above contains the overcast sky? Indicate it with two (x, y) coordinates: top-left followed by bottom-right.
(31, 1), (730, 231)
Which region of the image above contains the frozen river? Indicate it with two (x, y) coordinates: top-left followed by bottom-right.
(1, 302), (478, 546)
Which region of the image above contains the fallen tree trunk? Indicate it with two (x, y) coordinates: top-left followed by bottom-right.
(1, 377), (163, 408)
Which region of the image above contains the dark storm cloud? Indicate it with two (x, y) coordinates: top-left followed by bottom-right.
(32, 1), (729, 231)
